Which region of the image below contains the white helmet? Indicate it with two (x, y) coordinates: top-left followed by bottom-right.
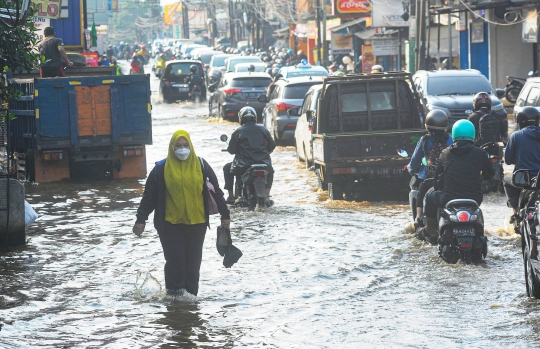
(371, 64), (383, 73)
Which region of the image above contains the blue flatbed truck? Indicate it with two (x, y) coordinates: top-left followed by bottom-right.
(8, 71), (152, 182)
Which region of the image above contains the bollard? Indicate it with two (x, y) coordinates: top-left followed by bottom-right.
(0, 179), (25, 248)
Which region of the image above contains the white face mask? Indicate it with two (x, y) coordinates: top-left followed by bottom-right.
(174, 148), (190, 161)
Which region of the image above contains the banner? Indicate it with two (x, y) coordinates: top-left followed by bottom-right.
(331, 33), (353, 54)
(361, 45), (374, 73)
(32, 0), (62, 19)
(32, 16), (50, 42)
(372, 38), (398, 56)
(332, 0), (371, 18)
(372, 0), (410, 27)
(164, 3), (182, 25)
(523, 8), (538, 44)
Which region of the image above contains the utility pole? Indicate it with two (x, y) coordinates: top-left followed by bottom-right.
(182, 1), (190, 39)
(229, 0), (235, 47)
(322, 0), (327, 66)
(316, 0), (321, 65)
(418, 0), (427, 70)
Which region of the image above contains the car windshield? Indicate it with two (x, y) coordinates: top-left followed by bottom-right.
(228, 58), (260, 70)
(212, 56), (228, 67)
(283, 83), (319, 99)
(199, 53), (214, 64)
(230, 77), (272, 88)
(235, 65), (265, 72)
(285, 70), (328, 78)
(166, 63), (202, 76)
(426, 76), (494, 95)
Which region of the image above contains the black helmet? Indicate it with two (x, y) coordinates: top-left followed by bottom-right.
(516, 106), (540, 129)
(425, 109), (448, 132)
(248, 64), (255, 72)
(271, 67), (279, 76)
(473, 92), (492, 111)
(190, 65), (197, 73)
(239, 106), (257, 125)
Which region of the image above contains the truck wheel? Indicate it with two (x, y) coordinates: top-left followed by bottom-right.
(67, 53), (87, 67)
(524, 247), (540, 298)
(328, 182), (344, 200)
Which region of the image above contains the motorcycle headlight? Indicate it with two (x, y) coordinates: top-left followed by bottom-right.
(491, 103), (504, 112)
(427, 104), (451, 115)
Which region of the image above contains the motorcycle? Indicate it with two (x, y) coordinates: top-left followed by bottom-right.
(480, 142), (505, 193)
(130, 59), (144, 75)
(190, 84), (202, 102)
(154, 57), (165, 78)
(221, 134), (269, 211)
(505, 71), (539, 104)
(510, 169), (540, 298)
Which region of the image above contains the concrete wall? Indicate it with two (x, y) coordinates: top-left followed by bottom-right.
(0, 179), (25, 248)
(488, 9), (534, 89)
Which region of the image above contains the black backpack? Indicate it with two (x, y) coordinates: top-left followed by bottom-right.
(477, 111), (501, 145)
(190, 73), (202, 85)
(422, 135), (447, 178)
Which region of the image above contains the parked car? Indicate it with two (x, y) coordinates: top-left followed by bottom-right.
(234, 62), (267, 73)
(278, 63), (329, 79)
(224, 56), (262, 72)
(412, 69), (507, 128)
(259, 76), (325, 144)
(208, 72), (271, 121)
(207, 53), (234, 85)
(159, 60), (206, 103)
(512, 77), (540, 118)
(294, 84), (323, 167)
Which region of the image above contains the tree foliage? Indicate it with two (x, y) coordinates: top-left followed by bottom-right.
(0, 1), (41, 112)
(108, 0), (153, 44)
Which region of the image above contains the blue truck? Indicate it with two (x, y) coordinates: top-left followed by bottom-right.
(8, 70), (152, 182)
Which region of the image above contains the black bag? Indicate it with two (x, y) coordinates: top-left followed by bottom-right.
(216, 226), (243, 268)
(478, 112), (501, 146)
(422, 135), (446, 178)
(190, 73), (202, 86)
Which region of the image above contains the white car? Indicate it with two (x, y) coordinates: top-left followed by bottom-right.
(294, 84), (323, 167)
(233, 62), (267, 73)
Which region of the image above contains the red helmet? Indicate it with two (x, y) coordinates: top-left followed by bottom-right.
(473, 92), (492, 111)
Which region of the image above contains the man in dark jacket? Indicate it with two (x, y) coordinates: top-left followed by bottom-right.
(504, 106), (540, 215)
(223, 107), (276, 205)
(38, 27), (74, 77)
(419, 120), (494, 243)
(467, 92), (508, 145)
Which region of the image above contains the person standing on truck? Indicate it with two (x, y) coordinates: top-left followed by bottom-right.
(38, 27), (74, 77)
(132, 130), (230, 297)
(407, 110), (453, 228)
(419, 120), (494, 243)
(467, 92), (508, 145)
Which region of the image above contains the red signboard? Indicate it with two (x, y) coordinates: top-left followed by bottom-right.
(333, 0), (371, 18)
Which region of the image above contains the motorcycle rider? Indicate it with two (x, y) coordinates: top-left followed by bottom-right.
(223, 107), (276, 206)
(407, 110), (453, 227)
(503, 106), (540, 217)
(419, 120), (494, 243)
(467, 92), (508, 145)
(247, 64), (256, 72)
(185, 65), (203, 98)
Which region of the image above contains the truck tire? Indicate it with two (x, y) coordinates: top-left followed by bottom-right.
(67, 53), (87, 67)
(328, 182), (344, 200)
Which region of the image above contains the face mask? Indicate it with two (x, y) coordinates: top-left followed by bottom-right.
(174, 148), (190, 161)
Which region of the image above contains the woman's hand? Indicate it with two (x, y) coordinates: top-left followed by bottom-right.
(133, 223), (145, 237)
(221, 219), (230, 229)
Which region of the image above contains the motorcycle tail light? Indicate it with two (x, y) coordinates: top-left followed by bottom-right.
(491, 157), (499, 163)
(458, 211), (470, 222)
(132, 67), (139, 71)
(460, 243), (471, 249)
(254, 170), (265, 178)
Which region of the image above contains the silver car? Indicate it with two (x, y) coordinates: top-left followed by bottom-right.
(260, 76), (325, 144)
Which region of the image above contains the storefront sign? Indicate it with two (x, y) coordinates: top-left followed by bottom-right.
(164, 3), (182, 25)
(32, 16), (50, 42)
(372, 0), (410, 27)
(523, 8), (538, 44)
(471, 19), (484, 44)
(32, 0), (62, 19)
(331, 33), (353, 54)
(362, 45), (375, 73)
(333, 0), (371, 18)
(372, 38), (399, 56)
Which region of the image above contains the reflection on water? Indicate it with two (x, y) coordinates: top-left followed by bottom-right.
(1, 99), (539, 348)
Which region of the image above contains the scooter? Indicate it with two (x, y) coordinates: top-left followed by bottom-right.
(505, 76), (526, 104)
(510, 169), (540, 298)
(190, 84), (202, 102)
(221, 134), (269, 211)
(480, 142), (505, 193)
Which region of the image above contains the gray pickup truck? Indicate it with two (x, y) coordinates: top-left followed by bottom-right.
(289, 72), (426, 200)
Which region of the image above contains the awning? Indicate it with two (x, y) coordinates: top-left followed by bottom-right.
(273, 27), (290, 38)
(355, 29), (399, 40)
(330, 18), (367, 32)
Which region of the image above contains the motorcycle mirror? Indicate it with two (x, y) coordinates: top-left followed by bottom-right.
(512, 169), (531, 188)
(397, 149), (408, 158)
(529, 71), (534, 77)
(220, 134), (228, 142)
(495, 88), (505, 99)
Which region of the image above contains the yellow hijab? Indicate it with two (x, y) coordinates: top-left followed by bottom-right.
(164, 130), (205, 225)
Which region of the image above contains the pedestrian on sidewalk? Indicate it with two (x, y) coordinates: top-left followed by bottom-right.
(132, 130), (230, 296)
(37, 26), (74, 77)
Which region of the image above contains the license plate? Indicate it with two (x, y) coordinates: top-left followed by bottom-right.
(453, 226), (475, 236)
(246, 92), (261, 99)
(177, 87), (189, 92)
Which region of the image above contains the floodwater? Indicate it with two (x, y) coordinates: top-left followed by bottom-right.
(1, 67), (538, 349)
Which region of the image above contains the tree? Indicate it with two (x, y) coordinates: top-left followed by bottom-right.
(0, 1), (40, 114)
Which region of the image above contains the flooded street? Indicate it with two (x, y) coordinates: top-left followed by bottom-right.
(1, 71), (539, 348)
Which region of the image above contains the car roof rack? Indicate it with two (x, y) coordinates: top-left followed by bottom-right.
(324, 71), (413, 83)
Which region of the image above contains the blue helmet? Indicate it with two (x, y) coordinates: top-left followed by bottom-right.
(451, 119), (475, 141)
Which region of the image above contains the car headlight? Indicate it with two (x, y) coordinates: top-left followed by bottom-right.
(492, 103), (504, 112)
(427, 104), (451, 115)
